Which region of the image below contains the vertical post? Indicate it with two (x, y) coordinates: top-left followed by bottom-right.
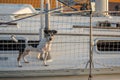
(105, 0), (109, 15)
(95, 0), (109, 16)
(45, 0), (51, 60)
(45, 0), (50, 30)
(40, 0), (44, 39)
(88, 0), (93, 80)
(88, 11), (93, 80)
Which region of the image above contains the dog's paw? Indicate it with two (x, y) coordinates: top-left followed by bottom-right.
(25, 61), (29, 63)
(44, 64), (49, 66)
(18, 65), (22, 67)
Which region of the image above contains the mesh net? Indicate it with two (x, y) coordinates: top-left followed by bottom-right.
(0, 0), (120, 72)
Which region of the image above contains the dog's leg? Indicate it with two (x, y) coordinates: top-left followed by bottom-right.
(37, 52), (43, 60)
(22, 50), (30, 63)
(43, 52), (49, 66)
(17, 52), (23, 67)
(37, 53), (41, 59)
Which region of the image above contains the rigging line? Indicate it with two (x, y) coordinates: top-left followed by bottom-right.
(57, 0), (78, 11)
(0, 0), (81, 25)
(0, 5), (66, 25)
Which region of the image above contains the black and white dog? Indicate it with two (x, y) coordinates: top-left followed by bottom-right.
(17, 30), (57, 67)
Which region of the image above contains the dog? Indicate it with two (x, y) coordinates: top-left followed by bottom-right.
(17, 30), (57, 67)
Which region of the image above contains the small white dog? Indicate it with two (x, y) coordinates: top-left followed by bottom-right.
(17, 30), (57, 67)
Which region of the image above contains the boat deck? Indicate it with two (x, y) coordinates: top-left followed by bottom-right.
(0, 15), (120, 77)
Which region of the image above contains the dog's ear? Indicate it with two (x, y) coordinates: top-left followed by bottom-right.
(44, 30), (49, 34)
(52, 30), (57, 34)
(44, 30), (57, 34)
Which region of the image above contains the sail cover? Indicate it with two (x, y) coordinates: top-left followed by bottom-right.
(58, 0), (76, 6)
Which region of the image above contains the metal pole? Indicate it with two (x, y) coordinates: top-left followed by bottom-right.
(45, 0), (51, 60)
(88, 11), (93, 80)
(45, 0), (50, 30)
(88, 0), (93, 80)
(106, 0), (109, 15)
(40, 0), (44, 39)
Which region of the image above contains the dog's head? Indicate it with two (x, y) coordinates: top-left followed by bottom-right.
(44, 30), (57, 41)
